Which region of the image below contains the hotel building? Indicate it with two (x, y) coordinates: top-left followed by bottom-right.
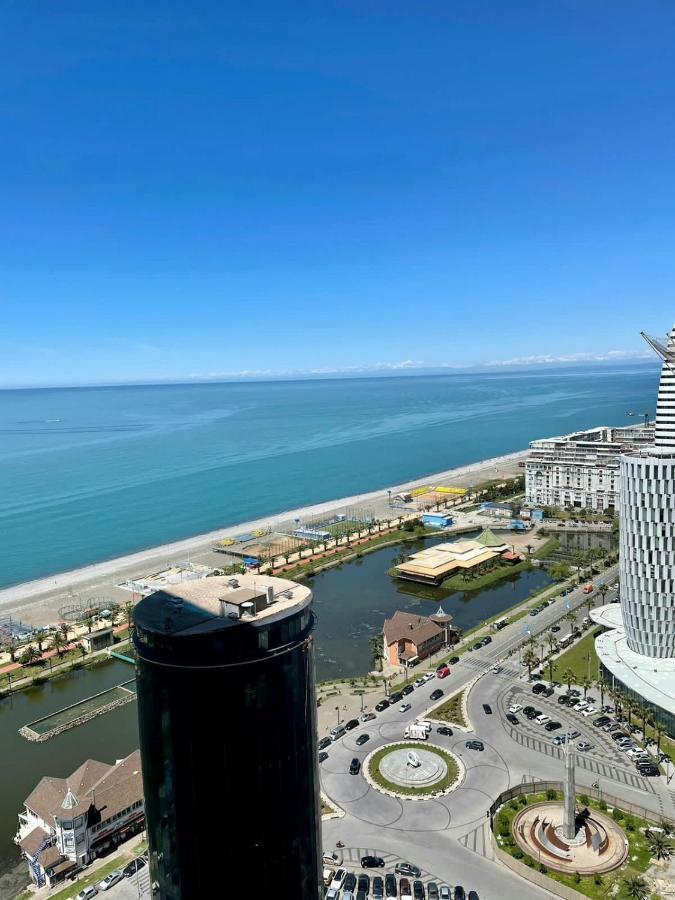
(133, 573), (322, 899)
(592, 327), (675, 735)
(525, 424), (653, 513)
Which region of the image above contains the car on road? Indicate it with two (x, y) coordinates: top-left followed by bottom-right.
(361, 856), (385, 868)
(395, 862), (422, 877)
(356, 733), (370, 746)
(545, 720), (562, 731)
(345, 718), (360, 731)
(482, 703), (492, 715)
(330, 869), (347, 890)
(349, 758), (361, 774)
(593, 716), (611, 728)
(372, 876), (384, 899)
(532, 683), (546, 694)
(415, 677), (426, 687)
(577, 741), (592, 751)
(509, 704), (522, 713)
(358, 874), (371, 894)
(375, 700), (390, 712)
(402, 684), (415, 695)
(437, 725), (453, 736)
(481, 635), (492, 645)
(400, 703), (412, 713)
(385, 873), (398, 897)
(122, 859), (146, 879)
(400, 877), (413, 900)
(436, 664), (451, 678)
(430, 689), (444, 701)
(541, 686), (555, 697)
(449, 656), (460, 665)
(97, 871), (123, 892)
(506, 713), (519, 725)
(551, 624), (561, 632)
(492, 664), (503, 674)
(75, 889), (98, 900)
(465, 740), (484, 751)
(390, 692), (404, 704)
(413, 880), (426, 899)
(318, 736), (332, 750)
(423, 672), (435, 682)
(319, 751), (329, 763)
(361, 712), (377, 721)
(343, 873), (357, 892)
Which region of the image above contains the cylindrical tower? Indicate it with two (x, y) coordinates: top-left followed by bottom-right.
(133, 575), (322, 899)
(619, 326), (675, 657)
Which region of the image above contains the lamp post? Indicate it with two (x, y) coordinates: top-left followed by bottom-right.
(335, 706), (341, 726)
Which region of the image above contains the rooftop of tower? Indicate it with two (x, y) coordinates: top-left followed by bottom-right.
(134, 572), (312, 637)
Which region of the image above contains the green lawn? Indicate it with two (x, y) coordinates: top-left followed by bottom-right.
(430, 690), (468, 728)
(553, 629), (602, 685)
(495, 792), (659, 900)
(368, 743), (460, 796)
(47, 846), (146, 900)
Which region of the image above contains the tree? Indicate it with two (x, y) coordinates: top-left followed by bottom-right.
(565, 611), (578, 632)
(562, 668), (576, 692)
(655, 722), (664, 755)
(19, 645), (41, 667)
(59, 621), (69, 640)
(594, 678), (606, 709)
(523, 649), (538, 681)
(50, 631), (66, 658)
(547, 630), (557, 657)
(5, 640), (18, 663)
(124, 601), (135, 635)
(525, 544), (533, 557)
(581, 676), (592, 698)
(598, 583), (609, 606)
(622, 875), (649, 900)
(83, 614), (95, 634)
(109, 603), (121, 626)
(647, 831), (672, 861)
(550, 562), (571, 581)
(636, 703), (649, 740)
(547, 659), (556, 685)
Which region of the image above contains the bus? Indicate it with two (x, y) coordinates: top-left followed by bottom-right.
(557, 632), (574, 649)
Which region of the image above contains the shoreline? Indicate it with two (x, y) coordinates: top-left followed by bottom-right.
(0, 448), (527, 619)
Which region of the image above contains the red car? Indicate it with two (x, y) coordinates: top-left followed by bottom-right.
(436, 664), (451, 679)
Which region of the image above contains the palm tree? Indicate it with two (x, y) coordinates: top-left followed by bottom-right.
(598, 583), (609, 606)
(5, 640), (18, 663)
(565, 611), (578, 632)
(573, 551), (585, 584)
(525, 544), (533, 557)
(59, 621), (69, 641)
(581, 676), (592, 698)
(19, 645), (41, 667)
(648, 831), (672, 861)
(109, 603), (121, 626)
(523, 649), (538, 681)
(622, 875), (649, 900)
(659, 819), (673, 838)
(594, 678), (606, 709)
(83, 614), (95, 634)
(50, 632), (66, 658)
(547, 629), (557, 657)
(655, 722), (664, 755)
(547, 659), (556, 685)
(562, 668), (576, 692)
(124, 601), (135, 635)
(625, 697), (638, 728)
(636, 703), (649, 740)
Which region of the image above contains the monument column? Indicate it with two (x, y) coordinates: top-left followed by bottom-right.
(562, 736), (576, 841)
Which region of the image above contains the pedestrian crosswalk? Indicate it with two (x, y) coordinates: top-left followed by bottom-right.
(458, 822), (494, 860)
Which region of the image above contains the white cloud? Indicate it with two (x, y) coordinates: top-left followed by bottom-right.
(486, 349), (653, 367)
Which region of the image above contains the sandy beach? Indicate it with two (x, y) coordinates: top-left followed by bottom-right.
(0, 448), (526, 625)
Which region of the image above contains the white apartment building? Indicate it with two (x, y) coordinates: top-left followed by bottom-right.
(16, 750), (144, 888)
(525, 424), (653, 513)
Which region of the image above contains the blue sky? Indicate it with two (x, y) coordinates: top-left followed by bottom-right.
(2, 1), (675, 386)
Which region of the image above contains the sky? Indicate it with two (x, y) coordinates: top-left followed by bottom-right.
(2, 1), (675, 386)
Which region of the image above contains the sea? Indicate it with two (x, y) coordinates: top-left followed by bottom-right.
(0, 365), (658, 589)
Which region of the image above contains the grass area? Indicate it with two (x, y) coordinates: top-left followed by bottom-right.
(553, 628), (602, 684)
(47, 847), (144, 900)
(533, 536), (560, 559)
(430, 690), (468, 728)
(321, 798), (334, 816)
(495, 791), (658, 900)
(441, 558), (533, 592)
(368, 743), (460, 796)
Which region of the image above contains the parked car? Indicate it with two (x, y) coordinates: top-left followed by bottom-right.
(358, 874), (371, 894)
(506, 713), (519, 725)
(482, 703), (492, 715)
(551, 624), (561, 632)
(437, 725), (453, 736)
(400, 703), (412, 713)
(481, 635), (492, 645)
(326, 889), (340, 900)
(372, 876), (385, 899)
(427, 884), (439, 900)
(439, 888), (451, 900)
(349, 758), (361, 774)
(361, 856), (385, 868)
(75, 889), (98, 900)
(385, 873), (398, 897)
(465, 740), (484, 751)
(532, 683), (546, 694)
(509, 703), (522, 713)
(593, 716), (611, 728)
(330, 869), (347, 890)
(455, 887), (466, 900)
(436, 664), (451, 678)
(345, 718), (360, 731)
(319, 751), (329, 763)
(413, 880), (426, 899)
(535, 714), (550, 726)
(400, 877), (413, 900)
(449, 656), (460, 665)
(402, 684), (415, 695)
(552, 735), (567, 746)
(542, 686), (555, 697)
(361, 712), (377, 721)
(344, 873), (357, 892)
(375, 700), (390, 712)
(544, 720), (561, 732)
(577, 741), (592, 752)
(395, 862), (422, 877)
(122, 858), (146, 878)
(468, 892), (479, 900)
(430, 689), (444, 701)
(356, 733), (370, 746)
(318, 736), (332, 750)
(525, 708), (540, 720)
(582, 706), (598, 717)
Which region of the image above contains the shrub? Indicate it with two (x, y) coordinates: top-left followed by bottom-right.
(546, 789), (558, 801)
(512, 847), (524, 860)
(519, 795), (528, 806)
(598, 799), (607, 811)
(612, 807), (624, 821)
(522, 854), (535, 868)
(579, 794), (590, 805)
(510, 801), (520, 811)
(538, 864), (548, 874)
(573, 872), (581, 884)
(594, 875), (603, 886)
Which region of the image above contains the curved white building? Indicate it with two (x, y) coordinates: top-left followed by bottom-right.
(593, 326), (675, 735)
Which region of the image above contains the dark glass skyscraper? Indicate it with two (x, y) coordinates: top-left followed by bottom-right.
(133, 574), (321, 899)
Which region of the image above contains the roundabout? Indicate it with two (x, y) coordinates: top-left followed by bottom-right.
(363, 742), (463, 799)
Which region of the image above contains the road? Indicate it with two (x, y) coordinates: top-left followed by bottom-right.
(319, 568), (675, 898)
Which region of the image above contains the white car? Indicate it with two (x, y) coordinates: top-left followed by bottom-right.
(330, 869), (346, 890)
(97, 870), (123, 891)
(509, 704), (522, 714)
(535, 714), (550, 726)
(326, 890), (340, 900)
(582, 706), (597, 717)
(400, 703), (412, 713)
(577, 741), (592, 751)
(423, 672), (435, 682)
(492, 665), (503, 674)
(75, 889), (98, 900)
(440, 887), (451, 900)
(415, 677), (426, 687)
(573, 702), (587, 711)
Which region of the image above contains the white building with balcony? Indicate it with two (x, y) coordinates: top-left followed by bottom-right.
(525, 424), (653, 513)
(16, 750), (144, 888)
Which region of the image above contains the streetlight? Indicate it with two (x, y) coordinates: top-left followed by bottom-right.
(335, 706), (341, 726)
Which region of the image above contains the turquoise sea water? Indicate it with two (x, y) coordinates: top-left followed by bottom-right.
(0, 366), (658, 588)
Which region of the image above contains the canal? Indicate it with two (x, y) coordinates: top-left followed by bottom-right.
(0, 534), (552, 894)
